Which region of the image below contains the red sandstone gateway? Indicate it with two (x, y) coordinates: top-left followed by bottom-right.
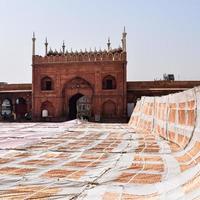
(31, 30), (127, 122)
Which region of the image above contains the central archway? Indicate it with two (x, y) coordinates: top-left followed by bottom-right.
(63, 77), (94, 120)
(68, 93), (83, 120)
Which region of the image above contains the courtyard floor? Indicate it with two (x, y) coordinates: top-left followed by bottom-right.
(0, 121), (198, 199)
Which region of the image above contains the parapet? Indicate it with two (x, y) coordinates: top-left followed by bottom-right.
(33, 48), (127, 64)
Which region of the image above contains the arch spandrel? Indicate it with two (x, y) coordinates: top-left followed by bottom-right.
(62, 77), (94, 98)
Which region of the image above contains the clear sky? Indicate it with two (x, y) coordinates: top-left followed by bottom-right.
(0, 0), (200, 83)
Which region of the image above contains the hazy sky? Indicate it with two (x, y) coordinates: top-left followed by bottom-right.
(0, 0), (200, 83)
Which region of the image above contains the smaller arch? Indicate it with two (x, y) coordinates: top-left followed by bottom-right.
(108, 53), (113, 61)
(83, 54), (89, 61)
(121, 52), (126, 61)
(89, 53), (95, 61)
(78, 54), (83, 61)
(102, 100), (117, 118)
(102, 53), (108, 61)
(1, 99), (12, 115)
(96, 53), (102, 61)
(102, 75), (117, 90)
(67, 54), (72, 61)
(41, 101), (55, 117)
(113, 52), (120, 61)
(74, 53), (79, 61)
(15, 97), (27, 119)
(41, 76), (54, 91)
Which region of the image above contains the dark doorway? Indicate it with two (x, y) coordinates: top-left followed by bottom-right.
(15, 98), (27, 119)
(68, 93), (83, 120)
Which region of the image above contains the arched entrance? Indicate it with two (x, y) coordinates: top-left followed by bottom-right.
(15, 98), (27, 119)
(1, 99), (12, 115)
(41, 101), (55, 118)
(68, 93), (83, 120)
(63, 77), (94, 121)
(1, 99), (12, 120)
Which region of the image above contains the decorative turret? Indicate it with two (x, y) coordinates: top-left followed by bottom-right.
(32, 32), (36, 56)
(121, 26), (127, 52)
(107, 37), (111, 51)
(45, 37), (48, 56)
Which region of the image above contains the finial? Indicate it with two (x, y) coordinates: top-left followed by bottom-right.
(32, 32), (35, 39)
(85, 48), (87, 53)
(94, 47), (97, 52)
(122, 26), (127, 52)
(45, 37), (48, 56)
(32, 32), (36, 56)
(122, 26), (127, 36)
(62, 40), (65, 54)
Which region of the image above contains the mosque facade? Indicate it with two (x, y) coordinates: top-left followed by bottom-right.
(0, 29), (200, 122)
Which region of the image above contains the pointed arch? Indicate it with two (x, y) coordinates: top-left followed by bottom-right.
(102, 52), (109, 61)
(41, 76), (54, 91)
(113, 52), (120, 61)
(15, 97), (27, 118)
(1, 98), (12, 115)
(41, 101), (55, 117)
(102, 75), (116, 90)
(96, 53), (102, 61)
(108, 53), (113, 61)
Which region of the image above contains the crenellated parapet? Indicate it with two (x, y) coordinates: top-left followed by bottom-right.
(33, 48), (127, 64)
(32, 27), (127, 64)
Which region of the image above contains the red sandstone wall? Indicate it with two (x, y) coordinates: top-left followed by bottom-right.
(127, 80), (200, 90)
(32, 60), (127, 121)
(127, 80), (200, 105)
(0, 83), (32, 91)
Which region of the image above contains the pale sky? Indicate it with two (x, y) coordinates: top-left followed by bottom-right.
(0, 0), (200, 83)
